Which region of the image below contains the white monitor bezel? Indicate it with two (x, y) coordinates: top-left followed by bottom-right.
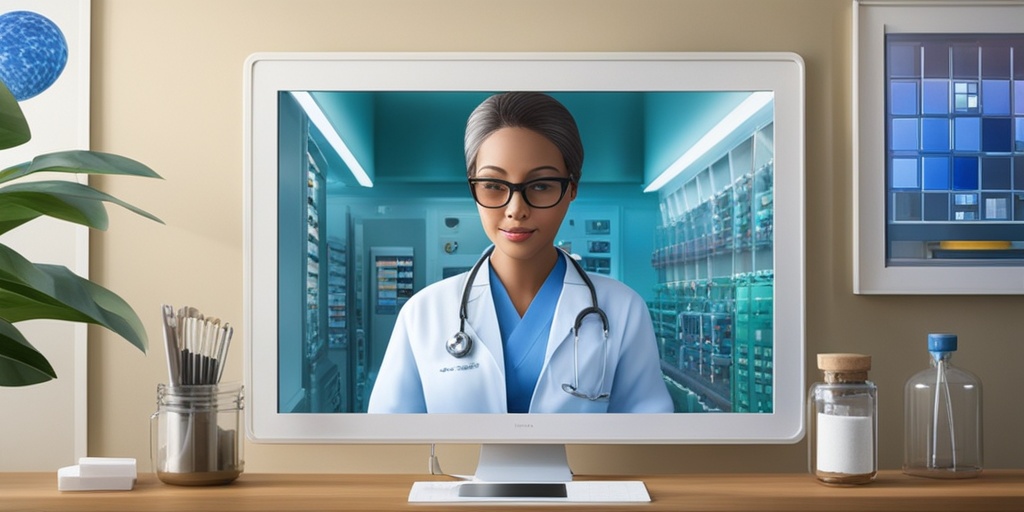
(243, 52), (806, 444)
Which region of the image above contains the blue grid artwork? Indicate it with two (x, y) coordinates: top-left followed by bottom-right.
(886, 34), (1024, 262)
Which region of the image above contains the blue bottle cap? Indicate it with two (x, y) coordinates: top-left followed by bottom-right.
(927, 333), (958, 354)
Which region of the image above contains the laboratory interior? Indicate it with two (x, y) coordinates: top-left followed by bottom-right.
(277, 91), (776, 415)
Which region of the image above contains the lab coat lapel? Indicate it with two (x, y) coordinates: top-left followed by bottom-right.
(544, 255), (591, 363)
(454, 261), (509, 412)
(464, 259), (504, 376)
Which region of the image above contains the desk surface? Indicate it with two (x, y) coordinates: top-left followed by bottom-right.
(4, 470), (1024, 511)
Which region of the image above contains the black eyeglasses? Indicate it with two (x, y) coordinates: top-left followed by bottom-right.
(468, 177), (573, 209)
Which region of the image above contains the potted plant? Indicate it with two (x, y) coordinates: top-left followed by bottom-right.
(0, 80), (161, 386)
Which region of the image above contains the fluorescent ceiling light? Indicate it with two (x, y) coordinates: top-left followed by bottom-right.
(644, 91), (773, 193)
(290, 91), (373, 188)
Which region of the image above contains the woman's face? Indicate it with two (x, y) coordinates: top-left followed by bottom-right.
(472, 127), (576, 265)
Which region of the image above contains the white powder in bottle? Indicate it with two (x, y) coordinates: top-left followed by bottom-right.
(816, 413), (874, 475)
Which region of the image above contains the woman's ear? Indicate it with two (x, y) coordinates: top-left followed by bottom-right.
(569, 181), (578, 201)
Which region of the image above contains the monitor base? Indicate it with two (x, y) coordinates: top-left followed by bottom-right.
(408, 480), (651, 503)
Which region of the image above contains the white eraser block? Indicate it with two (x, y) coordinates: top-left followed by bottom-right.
(58, 465), (135, 492)
(78, 457), (137, 479)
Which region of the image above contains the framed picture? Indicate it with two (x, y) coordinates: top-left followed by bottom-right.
(853, 0), (1024, 294)
(585, 219), (611, 235)
(0, 0), (90, 469)
(588, 240), (611, 253)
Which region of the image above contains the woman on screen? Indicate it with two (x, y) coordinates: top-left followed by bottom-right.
(368, 92), (672, 413)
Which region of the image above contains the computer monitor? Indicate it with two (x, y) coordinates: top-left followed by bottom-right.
(243, 53), (805, 482)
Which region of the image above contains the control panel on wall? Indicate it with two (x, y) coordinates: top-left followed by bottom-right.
(558, 205), (621, 279)
(435, 210), (489, 282)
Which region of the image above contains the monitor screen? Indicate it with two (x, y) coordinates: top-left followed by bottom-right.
(244, 53), (805, 448)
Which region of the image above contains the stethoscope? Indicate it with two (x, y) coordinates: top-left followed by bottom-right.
(445, 246), (611, 401)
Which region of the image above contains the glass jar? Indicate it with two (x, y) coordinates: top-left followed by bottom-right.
(808, 353), (877, 485)
(151, 382), (244, 485)
(904, 333), (982, 478)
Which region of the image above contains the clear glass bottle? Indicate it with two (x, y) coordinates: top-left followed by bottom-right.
(904, 333), (982, 478)
(809, 353), (877, 485)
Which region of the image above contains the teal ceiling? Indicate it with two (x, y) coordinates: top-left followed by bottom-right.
(308, 90), (753, 192)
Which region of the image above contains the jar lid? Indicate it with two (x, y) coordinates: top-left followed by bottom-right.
(817, 353), (871, 373)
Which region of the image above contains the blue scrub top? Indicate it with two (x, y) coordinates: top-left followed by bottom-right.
(489, 255), (567, 413)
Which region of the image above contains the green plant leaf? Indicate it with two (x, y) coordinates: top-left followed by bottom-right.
(0, 82), (160, 387)
(0, 283), (95, 324)
(0, 202), (45, 235)
(0, 183), (109, 234)
(0, 180), (163, 236)
(0, 243), (147, 354)
(0, 80), (30, 151)
(0, 317), (56, 386)
(0, 149), (162, 185)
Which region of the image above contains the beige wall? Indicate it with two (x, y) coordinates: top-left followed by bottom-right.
(85, 0), (1024, 474)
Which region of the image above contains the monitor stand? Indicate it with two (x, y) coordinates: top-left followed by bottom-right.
(474, 443), (573, 482)
(408, 444), (651, 503)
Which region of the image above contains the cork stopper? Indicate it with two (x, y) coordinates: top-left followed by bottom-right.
(817, 353), (871, 383)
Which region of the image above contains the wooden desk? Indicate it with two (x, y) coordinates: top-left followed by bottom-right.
(3, 470), (1024, 511)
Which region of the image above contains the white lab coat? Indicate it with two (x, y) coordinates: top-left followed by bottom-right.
(367, 253), (673, 413)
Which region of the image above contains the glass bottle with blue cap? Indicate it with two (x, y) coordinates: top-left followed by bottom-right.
(904, 333), (983, 478)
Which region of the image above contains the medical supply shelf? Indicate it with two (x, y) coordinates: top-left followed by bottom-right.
(326, 239), (349, 412)
(649, 123), (774, 414)
(733, 271), (773, 413)
(302, 136), (341, 413)
(327, 240), (346, 349)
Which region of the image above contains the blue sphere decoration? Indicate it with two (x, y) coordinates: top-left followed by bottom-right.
(0, 11), (68, 101)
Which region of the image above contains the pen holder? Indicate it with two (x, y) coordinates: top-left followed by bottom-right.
(151, 382), (244, 485)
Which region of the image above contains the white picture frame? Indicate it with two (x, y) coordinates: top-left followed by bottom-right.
(853, 0), (1024, 294)
(0, 0), (90, 470)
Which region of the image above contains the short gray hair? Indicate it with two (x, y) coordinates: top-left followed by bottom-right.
(464, 92), (584, 182)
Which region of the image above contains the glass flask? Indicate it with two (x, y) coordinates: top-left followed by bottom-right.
(904, 333), (982, 478)
(808, 353), (877, 485)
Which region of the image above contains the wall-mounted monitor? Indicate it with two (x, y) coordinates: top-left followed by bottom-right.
(243, 52), (805, 488)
